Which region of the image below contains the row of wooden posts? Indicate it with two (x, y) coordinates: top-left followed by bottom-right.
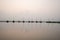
(0, 20), (60, 23)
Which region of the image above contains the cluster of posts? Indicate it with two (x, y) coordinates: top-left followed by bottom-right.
(0, 20), (60, 23)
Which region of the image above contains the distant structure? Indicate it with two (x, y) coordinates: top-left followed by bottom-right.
(0, 20), (60, 23)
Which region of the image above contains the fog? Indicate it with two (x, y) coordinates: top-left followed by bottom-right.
(0, 0), (60, 40)
(0, 0), (60, 21)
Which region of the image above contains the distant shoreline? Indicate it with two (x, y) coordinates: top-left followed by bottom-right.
(0, 20), (60, 23)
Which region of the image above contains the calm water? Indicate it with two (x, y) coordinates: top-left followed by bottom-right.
(0, 23), (60, 40)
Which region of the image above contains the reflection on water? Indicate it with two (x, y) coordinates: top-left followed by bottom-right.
(0, 23), (60, 40)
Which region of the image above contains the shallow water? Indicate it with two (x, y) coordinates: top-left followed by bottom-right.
(0, 23), (60, 40)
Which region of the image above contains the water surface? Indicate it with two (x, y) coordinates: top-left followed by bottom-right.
(0, 23), (60, 40)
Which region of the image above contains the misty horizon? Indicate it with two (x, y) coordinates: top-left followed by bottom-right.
(0, 0), (60, 40)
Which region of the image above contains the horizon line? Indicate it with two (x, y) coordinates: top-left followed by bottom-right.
(0, 20), (60, 23)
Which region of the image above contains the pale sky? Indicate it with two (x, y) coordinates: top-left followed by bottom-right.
(0, 0), (60, 21)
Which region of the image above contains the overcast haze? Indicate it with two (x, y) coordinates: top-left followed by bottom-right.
(0, 0), (60, 21)
(0, 0), (60, 40)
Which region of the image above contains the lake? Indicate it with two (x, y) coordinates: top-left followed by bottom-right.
(0, 23), (60, 40)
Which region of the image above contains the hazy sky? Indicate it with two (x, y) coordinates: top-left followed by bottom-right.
(0, 0), (60, 21)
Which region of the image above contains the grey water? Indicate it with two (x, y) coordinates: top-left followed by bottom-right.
(0, 23), (60, 40)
